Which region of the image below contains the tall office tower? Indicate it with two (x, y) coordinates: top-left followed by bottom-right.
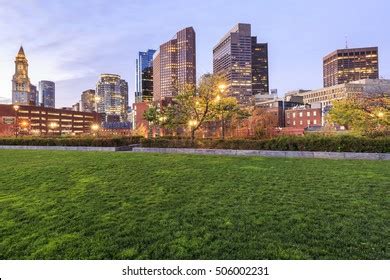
(29, 84), (38, 105)
(38, 80), (56, 108)
(152, 52), (162, 101)
(323, 47), (379, 87)
(135, 49), (156, 103)
(12, 46), (31, 105)
(80, 89), (96, 112)
(96, 74), (128, 122)
(177, 27), (196, 91)
(153, 27), (196, 102)
(251, 37), (269, 96)
(213, 23), (270, 105)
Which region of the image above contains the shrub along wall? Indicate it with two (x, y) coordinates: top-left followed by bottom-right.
(141, 136), (390, 153)
(0, 136), (143, 147)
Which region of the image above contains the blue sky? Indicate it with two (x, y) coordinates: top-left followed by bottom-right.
(0, 0), (389, 107)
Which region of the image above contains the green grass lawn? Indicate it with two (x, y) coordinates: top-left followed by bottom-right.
(0, 150), (389, 260)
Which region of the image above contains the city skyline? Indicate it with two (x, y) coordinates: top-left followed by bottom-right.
(0, 0), (389, 107)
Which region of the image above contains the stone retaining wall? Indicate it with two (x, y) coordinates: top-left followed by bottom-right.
(132, 147), (390, 160)
(0, 145), (388, 160)
(0, 145), (130, 152)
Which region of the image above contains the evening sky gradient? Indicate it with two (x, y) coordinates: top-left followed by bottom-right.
(0, 0), (388, 107)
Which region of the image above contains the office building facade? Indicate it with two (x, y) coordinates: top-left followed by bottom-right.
(29, 84), (39, 106)
(323, 47), (379, 87)
(153, 27), (196, 102)
(81, 89), (96, 112)
(39, 80), (56, 108)
(289, 79), (390, 107)
(177, 27), (196, 91)
(285, 106), (322, 129)
(0, 104), (100, 136)
(251, 37), (269, 95)
(213, 23), (269, 105)
(96, 74), (128, 122)
(135, 49), (156, 103)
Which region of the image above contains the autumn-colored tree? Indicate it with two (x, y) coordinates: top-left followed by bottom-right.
(213, 96), (250, 139)
(132, 123), (148, 138)
(250, 107), (280, 139)
(327, 96), (390, 137)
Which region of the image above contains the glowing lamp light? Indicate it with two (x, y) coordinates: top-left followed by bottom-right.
(49, 122), (58, 129)
(188, 120), (198, 127)
(20, 120), (29, 128)
(91, 124), (100, 131)
(218, 84), (226, 92)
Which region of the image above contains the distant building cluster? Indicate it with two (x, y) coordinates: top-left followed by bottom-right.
(12, 47), (56, 108)
(1, 22), (388, 136)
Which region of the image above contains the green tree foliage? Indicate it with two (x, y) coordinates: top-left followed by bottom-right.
(327, 96), (390, 137)
(143, 105), (160, 138)
(213, 96), (250, 139)
(144, 73), (249, 142)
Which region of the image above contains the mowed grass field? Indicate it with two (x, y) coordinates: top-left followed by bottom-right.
(0, 150), (389, 260)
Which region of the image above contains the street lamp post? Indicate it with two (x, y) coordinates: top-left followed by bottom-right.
(217, 84), (226, 139)
(13, 105), (20, 137)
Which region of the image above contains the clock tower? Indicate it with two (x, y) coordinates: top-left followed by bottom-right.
(12, 46), (31, 105)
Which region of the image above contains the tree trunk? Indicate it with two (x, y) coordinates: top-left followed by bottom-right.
(148, 123), (153, 139)
(191, 129), (195, 146)
(221, 118), (225, 140)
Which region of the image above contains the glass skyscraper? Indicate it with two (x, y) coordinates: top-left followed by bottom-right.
(29, 84), (39, 106)
(80, 89), (96, 112)
(38, 80), (55, 108)
(96, 74), (128, 122)
(135, 49), (156, 103)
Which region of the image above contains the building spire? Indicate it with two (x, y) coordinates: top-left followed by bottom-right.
(17, 45), (25, 57)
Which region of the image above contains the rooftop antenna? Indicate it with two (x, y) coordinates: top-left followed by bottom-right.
(345, 36), (348, 49)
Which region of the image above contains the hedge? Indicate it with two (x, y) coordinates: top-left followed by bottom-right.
(141, 135), (390, 153)
(0, 136), (143, 147)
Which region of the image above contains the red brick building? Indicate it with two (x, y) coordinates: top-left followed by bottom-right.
(133, 102), (149, 132)
(285, 106), (322, 129)
(0, 104), (100, 136)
